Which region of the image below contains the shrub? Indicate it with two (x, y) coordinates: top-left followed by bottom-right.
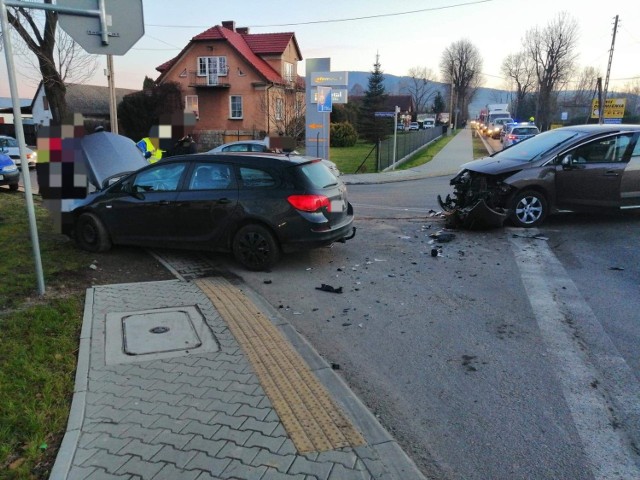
(330, 122), (358, 147)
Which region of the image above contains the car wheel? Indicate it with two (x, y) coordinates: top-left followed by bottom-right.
(232, 224), (280, 271)
(75, 213), (112, 252)
(9, 183), (19, 191)
(510, 190), (548, 228)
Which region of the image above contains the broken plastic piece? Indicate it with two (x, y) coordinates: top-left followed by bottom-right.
(316, 284), (343, 294)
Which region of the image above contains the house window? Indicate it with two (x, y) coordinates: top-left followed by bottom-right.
(43, 96), (49, 111)
(197, 56), (228, 85)
(275, 98), (283, 121)
(185, 95), (199, 119)
(230, 96), (243, 119)
(284, 62), (294, 82)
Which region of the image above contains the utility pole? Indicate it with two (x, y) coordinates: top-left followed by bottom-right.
(601, 14), (619, 125)
(449, 67), (454, 133)
(597, 77), (603, 125)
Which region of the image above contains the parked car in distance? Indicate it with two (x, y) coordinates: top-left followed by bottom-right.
(423, 119), (436, 129)
(502, 124), (540, 148)
(0, 135), (37, 169)
(439, 124), (640, 228)
(409, 122), (420, 131)
(65, 132), (356, 270)
(206, 140), (341, 177)
(208, 139), (269, 153)
(0, 151), (19, 190)
(397, 124), (405, 131)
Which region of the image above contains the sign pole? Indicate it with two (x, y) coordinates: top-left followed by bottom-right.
(392, 106), (399, 169)
(0, 0), (45, 295)
(107, 54), (118, 133)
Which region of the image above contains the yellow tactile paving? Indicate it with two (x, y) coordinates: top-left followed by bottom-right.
(195, 277), (366, 454)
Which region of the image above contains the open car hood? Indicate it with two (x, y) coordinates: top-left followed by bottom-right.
(81, 131), (148, 189)
(460, 157), (527, 175)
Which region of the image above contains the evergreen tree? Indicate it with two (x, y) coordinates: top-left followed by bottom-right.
(358, 54), (389, 143)
(432, 91), (445, 114)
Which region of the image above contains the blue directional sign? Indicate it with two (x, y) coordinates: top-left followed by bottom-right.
(317, 86), (332, 113)
(375, 112), (395, 117)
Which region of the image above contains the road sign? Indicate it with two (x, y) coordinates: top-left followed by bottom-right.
(591, 98), (626, 119)
(375, 112), (395, 117)
(317, 86), (332, 113)
(58, 0), (144, 55)
(311, 71), (348, 86)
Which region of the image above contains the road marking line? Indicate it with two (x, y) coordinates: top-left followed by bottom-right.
(510, 232), (640, 480)
(195, 277), (366, 454)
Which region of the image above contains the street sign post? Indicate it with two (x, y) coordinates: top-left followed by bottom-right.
(0, 0), (144, 296)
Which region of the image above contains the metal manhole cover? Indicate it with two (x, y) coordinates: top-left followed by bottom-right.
(105, 305), (219, 365)
(123, 309), (202, 355)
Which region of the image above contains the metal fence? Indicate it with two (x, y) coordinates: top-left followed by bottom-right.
(377, 126), (444, 171)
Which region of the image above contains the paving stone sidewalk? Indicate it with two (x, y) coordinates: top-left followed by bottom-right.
(50, 276), (426, 480)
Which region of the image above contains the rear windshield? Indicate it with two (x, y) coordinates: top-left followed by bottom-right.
(495, 129), (586, 162)
(512, 127), (539, 135)
(298, 161), (338, 188)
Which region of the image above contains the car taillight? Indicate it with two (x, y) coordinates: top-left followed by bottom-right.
(287, 194), (331, 212)
(507, 134), (516, 140)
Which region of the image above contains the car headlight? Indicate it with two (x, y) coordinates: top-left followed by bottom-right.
(26, 152), (37, 160)
(2, 164), (18, 173)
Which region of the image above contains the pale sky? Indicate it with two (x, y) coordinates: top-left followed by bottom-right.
(1, 0), (639, 99)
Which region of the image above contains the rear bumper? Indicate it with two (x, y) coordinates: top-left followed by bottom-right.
(281, 211), (356, 253)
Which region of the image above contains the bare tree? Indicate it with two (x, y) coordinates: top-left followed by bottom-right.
(501, 52), (535, 120)
(400, 66), (437, 113)
(440, 39), (483, 126)
(258, 86), (306, 141)
(524, 12), (579, 130)
(570, 66), (599, 107)
(1, 1), (97, 123)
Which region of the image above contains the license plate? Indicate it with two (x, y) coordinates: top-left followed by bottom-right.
(331, 199), (346, 212)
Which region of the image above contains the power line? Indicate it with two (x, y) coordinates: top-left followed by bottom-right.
(145, 0), (496, 29)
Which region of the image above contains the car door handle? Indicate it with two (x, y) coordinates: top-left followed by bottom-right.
(216, 198), (231, 204)
(604, 171), (619, 177)
(158, 200), (171, 205)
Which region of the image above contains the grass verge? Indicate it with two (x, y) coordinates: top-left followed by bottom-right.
(0, 191), (94, 479)
(396, 129), (460, 170)
(472, 129), (491, 159)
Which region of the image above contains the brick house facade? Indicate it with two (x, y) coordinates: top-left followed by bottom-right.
(155, 21), (305, 149)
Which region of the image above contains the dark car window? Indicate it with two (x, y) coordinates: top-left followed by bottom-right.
(512, 127), (539, 135)
(133, 163), (186, 192)
(569, 134), (633, 164)
(298, 161), (338, 188)
(188, 163), (233, 190)
(239, 167), (276, 188)
(495, 129), (586, 162)
(222, 143), (267, 152)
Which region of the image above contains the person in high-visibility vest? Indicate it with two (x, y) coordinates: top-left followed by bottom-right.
(136, 137), (163, 163)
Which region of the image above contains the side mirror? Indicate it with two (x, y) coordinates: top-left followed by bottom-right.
(561, 155), (572, 168)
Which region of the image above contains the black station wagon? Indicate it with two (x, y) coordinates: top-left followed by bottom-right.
(64, 132), (355, 270)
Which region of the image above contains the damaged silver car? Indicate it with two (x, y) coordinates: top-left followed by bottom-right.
(439, 124), (640, 228)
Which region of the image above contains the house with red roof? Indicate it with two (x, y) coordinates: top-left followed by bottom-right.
(155, 20), (304, 147)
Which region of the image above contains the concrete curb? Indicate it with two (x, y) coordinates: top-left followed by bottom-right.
(48, 287), (95, 480)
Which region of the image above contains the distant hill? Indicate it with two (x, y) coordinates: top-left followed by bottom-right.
(0, 97), (31, 109)
(345, 71), (510, 118)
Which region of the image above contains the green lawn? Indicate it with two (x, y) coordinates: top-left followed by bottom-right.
(319, 129), (461, 174)
(0, 192), (92, 479)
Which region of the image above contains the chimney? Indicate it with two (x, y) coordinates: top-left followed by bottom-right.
(221, 21), (235, 31)
(236, 27), (249, 34)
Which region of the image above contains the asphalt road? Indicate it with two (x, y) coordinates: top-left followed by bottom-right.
(209, 176), (640, 480)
